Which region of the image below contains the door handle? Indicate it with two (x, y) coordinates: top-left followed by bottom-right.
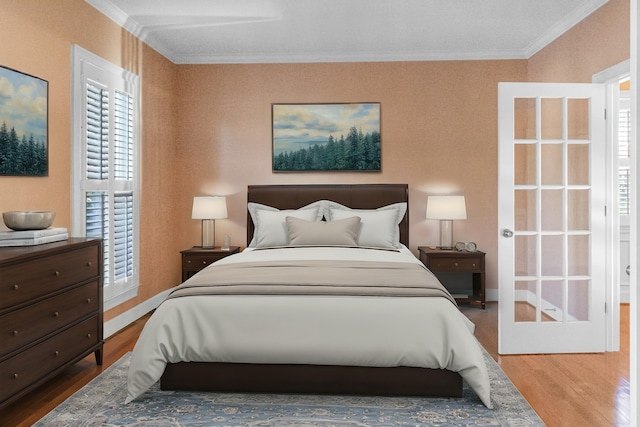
(502, 229), (514, 238)
(626, 265), (630, 276)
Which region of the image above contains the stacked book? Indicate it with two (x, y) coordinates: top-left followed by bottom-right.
(0, 227), (69, 247)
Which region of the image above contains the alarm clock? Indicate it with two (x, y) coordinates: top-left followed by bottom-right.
(455, 242), (466, 251)
(465, 242), (477, 252)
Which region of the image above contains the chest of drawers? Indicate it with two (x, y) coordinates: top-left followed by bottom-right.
(0, 238), (103, 409)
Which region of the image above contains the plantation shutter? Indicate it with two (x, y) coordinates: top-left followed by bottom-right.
(72, 46), (140, 310)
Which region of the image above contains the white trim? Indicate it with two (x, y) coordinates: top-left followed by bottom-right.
(630, 1), (639, 424)
(592, 59), (631, 351)
(104, 287), (175, 338)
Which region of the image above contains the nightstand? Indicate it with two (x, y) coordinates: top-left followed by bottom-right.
(181, 246), (240, 281)
(418, 247), (485, 309)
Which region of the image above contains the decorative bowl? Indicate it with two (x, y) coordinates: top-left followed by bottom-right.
(2, 211), (56, 231)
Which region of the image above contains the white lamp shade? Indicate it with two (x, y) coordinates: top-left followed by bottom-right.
(192, 196), (228, 219)
(426, 195), (467, 220)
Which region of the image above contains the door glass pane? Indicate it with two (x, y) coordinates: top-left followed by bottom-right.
(568, 144), (589, 185)
(568, 280), (589, 321)
(541, 280), (563, 322)
(514, 235), (536, 276)
(541, 235), (563, 276)
(514, 144), (536, 185)
(568, 98), (589, 140)
(514, 98), (537, 139)
(541, 98), (563, 140)
(515, 280), (536, 322)
(568, 190), (589, 231)
(515, 190), (536, 231)
(541, 190), (563, 231)
(541, 144), (563, 185)
(568, 235), (589, 276)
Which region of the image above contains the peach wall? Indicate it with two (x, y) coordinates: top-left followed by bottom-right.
(1, 0), (630, 324)
(173, 61), (528, 292)
(2, 0), (180, 321)
(528, 0), (630, 82)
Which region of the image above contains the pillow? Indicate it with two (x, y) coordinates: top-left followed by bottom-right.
(286, 216), (361, 246)
(325, 202), (407, 248)
(247, 201), (324, 248)
(329, 208), (400, 249)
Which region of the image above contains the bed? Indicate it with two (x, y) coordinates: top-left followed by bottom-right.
(126, 184), (491, 407)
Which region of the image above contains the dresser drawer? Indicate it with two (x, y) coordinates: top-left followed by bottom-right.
(0, 245), (99, 310)
(427, 256), (483, 272)
(0, 315), (99, 404)
(0, 281), (99, 357)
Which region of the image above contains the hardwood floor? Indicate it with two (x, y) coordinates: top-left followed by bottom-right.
(0, 303), (630, 427)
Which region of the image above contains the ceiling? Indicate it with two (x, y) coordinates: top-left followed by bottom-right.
(86, 0), (609, 65)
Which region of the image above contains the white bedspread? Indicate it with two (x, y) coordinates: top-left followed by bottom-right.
(126, 246), (492, 407)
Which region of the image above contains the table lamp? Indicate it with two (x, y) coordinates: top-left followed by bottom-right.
(426, 195), (467, 250)
(192, 196), (228, 248)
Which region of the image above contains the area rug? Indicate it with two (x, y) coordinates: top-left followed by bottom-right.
(35, 348), (543, 426)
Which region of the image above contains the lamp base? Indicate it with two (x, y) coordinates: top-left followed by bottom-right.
(201, 219), (215, 249)
(439, 219), (454, 250)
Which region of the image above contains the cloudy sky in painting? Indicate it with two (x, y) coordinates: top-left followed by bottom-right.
(273, 103), (379, 156)
(0, 67), (47, 143)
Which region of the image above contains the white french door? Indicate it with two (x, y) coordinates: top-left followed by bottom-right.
(498, 82), (607, 354)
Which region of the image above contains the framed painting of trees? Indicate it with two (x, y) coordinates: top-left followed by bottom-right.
(272, 103), (381, 172)
(0, 65), (48, 176)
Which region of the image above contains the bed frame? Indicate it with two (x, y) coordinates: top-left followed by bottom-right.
(161, 184), (463, 398)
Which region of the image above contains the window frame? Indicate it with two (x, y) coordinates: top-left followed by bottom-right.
(71, 45), (140, 311)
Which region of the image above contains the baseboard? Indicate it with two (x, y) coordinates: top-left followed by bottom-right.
(486, 289), (498, 302)
(104, 287), (175, 338)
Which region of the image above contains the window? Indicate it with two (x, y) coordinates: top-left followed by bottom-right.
(71, 46), (140, 310)
(618, 86), (630, 217)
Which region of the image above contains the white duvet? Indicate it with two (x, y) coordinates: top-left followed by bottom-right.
(126, 246), (492, 407)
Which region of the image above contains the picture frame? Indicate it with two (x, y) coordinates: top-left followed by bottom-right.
(0, 65), (48, 176)
(272, 103), (381, 172)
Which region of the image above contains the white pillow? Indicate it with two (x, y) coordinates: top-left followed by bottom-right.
(248, 202), (323, 248)
(329, 209), (400, 249)
(286, 216), (361, 246)
(325, 202), (407, 248)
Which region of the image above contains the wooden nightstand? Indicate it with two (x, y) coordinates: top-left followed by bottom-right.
(418, 247), (486, 309)
(181, 246), (240, 281)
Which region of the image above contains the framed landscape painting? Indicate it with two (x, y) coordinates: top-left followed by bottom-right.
(0, 65), (48, 176)
(272, 103), (381, 172)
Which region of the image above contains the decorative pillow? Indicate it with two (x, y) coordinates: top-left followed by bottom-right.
(247, 201), (324, 248)
(286, 216), (361, 246)
(325, 202), (407, 248)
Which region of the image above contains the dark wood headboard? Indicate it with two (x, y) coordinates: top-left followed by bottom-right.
(247, 184), (409, 247)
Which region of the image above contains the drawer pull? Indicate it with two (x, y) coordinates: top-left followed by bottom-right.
(54, 311), (59, 317)
(55, 351), (60, 357)
(12, 284), (19, 291)
(472, 263), (476, 268)
(13, 374), (18, 379)
(87, 261), (92, 267)
(12, 330), (18, 336)
(55, 271), (60, 276)
(202, 261), (207, 265)
(454, 262), (459, 267)
(86, 298), (91, 304)
(87, 333), (92, 339)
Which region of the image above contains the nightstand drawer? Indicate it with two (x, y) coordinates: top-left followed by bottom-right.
(428, 257), (482, 272)
(182, 255), (220, 270)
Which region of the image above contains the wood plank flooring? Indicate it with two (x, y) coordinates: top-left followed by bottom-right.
(0, 302), (630, 427)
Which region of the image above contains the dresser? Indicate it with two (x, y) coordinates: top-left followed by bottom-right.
(0, 238), (103, 409)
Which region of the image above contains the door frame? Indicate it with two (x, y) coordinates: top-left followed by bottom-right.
(593, 59), (630, 352)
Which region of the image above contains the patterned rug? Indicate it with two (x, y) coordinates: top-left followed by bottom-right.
(35, 347), (543, 426)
